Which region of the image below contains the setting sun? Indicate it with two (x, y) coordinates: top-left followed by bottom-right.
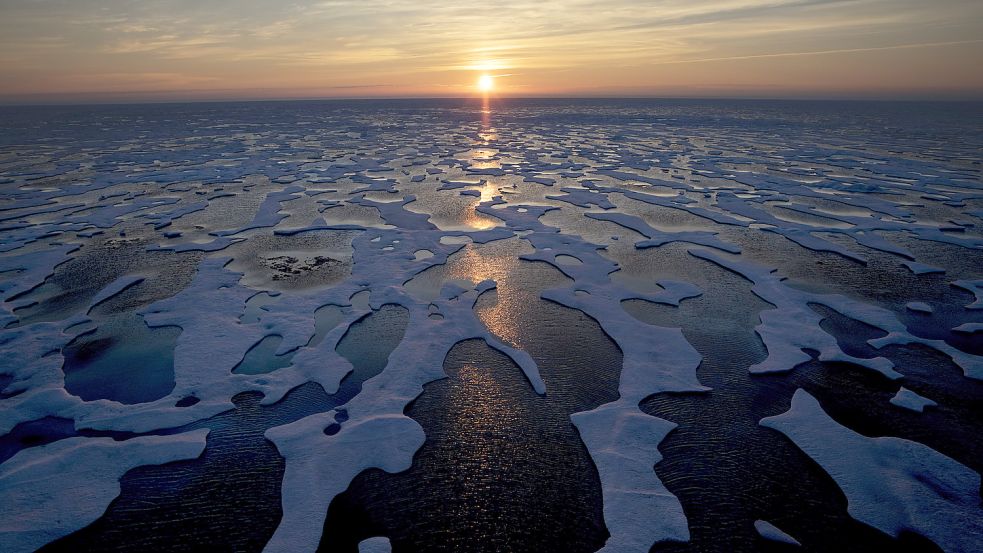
(1, 0), (981, 551)
(477, 74), (494, 93)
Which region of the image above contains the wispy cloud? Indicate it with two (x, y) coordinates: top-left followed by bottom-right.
(649, 39), (983, 65)
(0, 0), (980, 99)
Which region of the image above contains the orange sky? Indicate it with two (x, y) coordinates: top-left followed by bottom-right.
(1, 0), (981, 103)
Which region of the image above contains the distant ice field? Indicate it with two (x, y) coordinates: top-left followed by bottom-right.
(0, 98), (981, 553)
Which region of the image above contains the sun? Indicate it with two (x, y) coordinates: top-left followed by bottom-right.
(477, 74), (494, 93)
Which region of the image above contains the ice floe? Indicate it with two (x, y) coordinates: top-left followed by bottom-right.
(691, 249), (982, 381)
(754, 519), (801, 546)
(889, 387), (938, 412)
(1, 99), (981, 552)
(762, 390), (982, 552)
(263, 280), (543, 552)
(479, 203), (703, 550)
(358, 537), (392, 553)
(0, 429), (209, 552)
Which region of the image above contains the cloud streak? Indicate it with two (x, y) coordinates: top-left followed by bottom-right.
(0, 0), (980, 100)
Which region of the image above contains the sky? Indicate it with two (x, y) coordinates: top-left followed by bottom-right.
(1, 0), (981, 103)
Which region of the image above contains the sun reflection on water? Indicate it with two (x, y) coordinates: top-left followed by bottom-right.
(444, 243), (531, 348)
(460, 205), (499, 230)
(446, 360), (507, 482)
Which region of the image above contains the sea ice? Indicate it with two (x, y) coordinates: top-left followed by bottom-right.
(689, 249), (900, 379)
(86, 274), (144, 313)
(0, 429), (209, 552)
(762, 390), (982, 552)
(754, 519), (801, 546)
(952, 280), (983, 309)
(481, 203), (704, 550)
(905, 301), (933, 314)
(889, 387), (938, 412)
(358, 537), (392, 553)
(263, 278), (543, 552)
(2, 99), (981, 552)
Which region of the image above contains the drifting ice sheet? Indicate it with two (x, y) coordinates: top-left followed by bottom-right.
(761, 390), (982, 553)
(0, 429), (209, 553)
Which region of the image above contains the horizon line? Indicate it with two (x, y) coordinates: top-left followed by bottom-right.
(3, 93), (983, 109)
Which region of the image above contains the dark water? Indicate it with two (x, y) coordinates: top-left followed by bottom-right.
(616, 245), (980, 553)
(2, 98), (981, 552)
(232, 334), (294, 375)
(61, 312), (180, 404)
(40, 304), (408, 552)
(320, 249), (623, 552)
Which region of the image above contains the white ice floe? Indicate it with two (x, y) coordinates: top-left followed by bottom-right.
(263, 280), (543, 553)
(0, 429), (209, 553)
(141, 200), (208, 230)
(761, 390), (982, 553)
(0, 244), (80, 313)
(952, 323), (983, 334)
(2, 257), (334, 433)
(0, 317), (90, 435)
(547, 187), (616, 209)
(3, 99), (982, 553)
(754, 519), (801, 546)
(213, 185), (305, 236)
(952, 280), (983, 309)
(358, 537), (392, 553)
(481, 203), (703, 551)
(691, 249), (983, 381)
(573, 404), (687, 549)
(903, 261), (944, 275)
(150, 235), (245, 253)
(889, 387), (937, 412)
(587, 211), (740, 253)
(689, 249), (900, 379)
(86, 274), (144, 313)
(905, 301), (933, 314)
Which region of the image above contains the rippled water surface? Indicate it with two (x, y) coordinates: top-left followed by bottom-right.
(1, 99), (981, 553)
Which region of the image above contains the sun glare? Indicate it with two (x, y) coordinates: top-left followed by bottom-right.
(477, 74), (494, 93)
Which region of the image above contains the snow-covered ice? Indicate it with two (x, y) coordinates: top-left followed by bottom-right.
(889, 387), (938, 412)
(0, 99), (980, 552)
(358, 537), (392, 553)
(0, 429), (209, 552)
(754, 519), (801, 546)
(762, 390), (981, 552)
